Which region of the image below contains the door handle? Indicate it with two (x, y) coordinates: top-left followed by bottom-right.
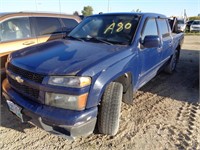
(157, 47), (162, 52)
(23, 41), (35, 45)
(157, 43), (163, 52)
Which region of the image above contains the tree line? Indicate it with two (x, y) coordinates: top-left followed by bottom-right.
(73, 6), (143, 17)
(73, 6), (93, 17)
(75, 6), (200, 21)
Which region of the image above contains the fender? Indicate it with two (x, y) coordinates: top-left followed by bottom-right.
(85, 54), (139, 108)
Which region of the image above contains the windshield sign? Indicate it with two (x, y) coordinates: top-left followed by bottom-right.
(68, 15), (141, 45)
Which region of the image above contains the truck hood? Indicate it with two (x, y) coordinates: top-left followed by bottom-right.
(10, 40), (129, 75)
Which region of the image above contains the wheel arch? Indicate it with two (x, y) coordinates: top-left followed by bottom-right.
(85, 54), (139, 108)
(86, 70), (134, 108)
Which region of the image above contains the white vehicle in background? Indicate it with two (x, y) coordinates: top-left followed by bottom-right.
(177, 19), (186, 32)
(190, 20), (200, 32)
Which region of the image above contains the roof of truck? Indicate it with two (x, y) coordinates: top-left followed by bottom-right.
(92, 12), (167, 18)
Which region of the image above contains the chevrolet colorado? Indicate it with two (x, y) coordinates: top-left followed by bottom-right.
(2, 13), (184, 139)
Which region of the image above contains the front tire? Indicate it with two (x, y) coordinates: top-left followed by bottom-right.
(98, 82), (123, 136)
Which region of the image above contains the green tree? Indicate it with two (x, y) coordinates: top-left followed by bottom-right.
(188, 16), (200, 20)
(81, 6), (93, 16)
(132, 9), (141, 13)
(73, 11), (79, 16)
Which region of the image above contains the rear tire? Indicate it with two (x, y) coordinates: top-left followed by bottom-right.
(164, 49), (179, 74)
(98, 82), (123, 136)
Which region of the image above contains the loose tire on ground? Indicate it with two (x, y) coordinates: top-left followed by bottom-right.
(164, 49), (179, 74)
(98, 82), (123, 136)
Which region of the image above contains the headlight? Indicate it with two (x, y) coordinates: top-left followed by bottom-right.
(48, 76), (91, 88)
(45, 92), (88, 110)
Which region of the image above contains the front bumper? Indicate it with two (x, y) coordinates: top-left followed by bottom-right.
(2, 79), (97, 139)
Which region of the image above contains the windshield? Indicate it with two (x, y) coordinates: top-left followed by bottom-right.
(177, 20), (184, 24)
(68, 14), (141, 45)
(193, 21), (200, 25)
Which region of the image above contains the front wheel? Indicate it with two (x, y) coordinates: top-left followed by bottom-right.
(98, 82), (123, 136)
(164, 49), (179, 74)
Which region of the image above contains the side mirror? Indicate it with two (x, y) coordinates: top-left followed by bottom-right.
(142, 35), (160, 48)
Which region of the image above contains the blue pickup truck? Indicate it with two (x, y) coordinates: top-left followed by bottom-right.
(2, 13), (184, 139)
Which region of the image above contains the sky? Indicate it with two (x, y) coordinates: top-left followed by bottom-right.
(0, 0), (199, 17)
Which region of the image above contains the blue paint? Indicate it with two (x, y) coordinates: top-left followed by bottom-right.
(2, 13), (184, 135)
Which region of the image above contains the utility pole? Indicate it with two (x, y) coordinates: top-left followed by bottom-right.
(59, 0), (61, 14)
(0, 0), (2, 11)
(184, 9), (188, 22)
(35, 0), (37, 11)
(107, 0), (110, 12)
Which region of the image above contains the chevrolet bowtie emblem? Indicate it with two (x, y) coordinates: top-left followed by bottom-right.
(15, 76), (24, 83)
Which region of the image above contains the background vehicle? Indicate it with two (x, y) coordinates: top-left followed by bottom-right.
(0, 12), (81, 80)
(177, 19), (186, 32)
(2, 13), (184, 139)
(186, 20), (194, 31)
(190, 20), (200, 32)
(168, 17), (179, 33)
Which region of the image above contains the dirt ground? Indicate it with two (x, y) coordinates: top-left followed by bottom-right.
(0, 36), (200, 150)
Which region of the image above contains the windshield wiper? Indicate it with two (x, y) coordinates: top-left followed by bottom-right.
(105, 40), (128, 45)
(84, 36), (113, 45)
(66, 36), (84, 42)
(66, 35), (126, 45)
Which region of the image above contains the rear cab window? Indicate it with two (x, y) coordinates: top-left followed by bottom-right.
(0, 17), (32, 42)
(157, 19), (171, 38)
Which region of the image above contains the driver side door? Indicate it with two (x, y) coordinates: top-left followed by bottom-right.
(138, 18), (162, 87)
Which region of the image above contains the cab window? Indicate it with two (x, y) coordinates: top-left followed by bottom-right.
(141, 18), (158, 42)
(157, 19), (170, 38)
(34, 17), (62, 36)
(0, 17), (31, 42)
